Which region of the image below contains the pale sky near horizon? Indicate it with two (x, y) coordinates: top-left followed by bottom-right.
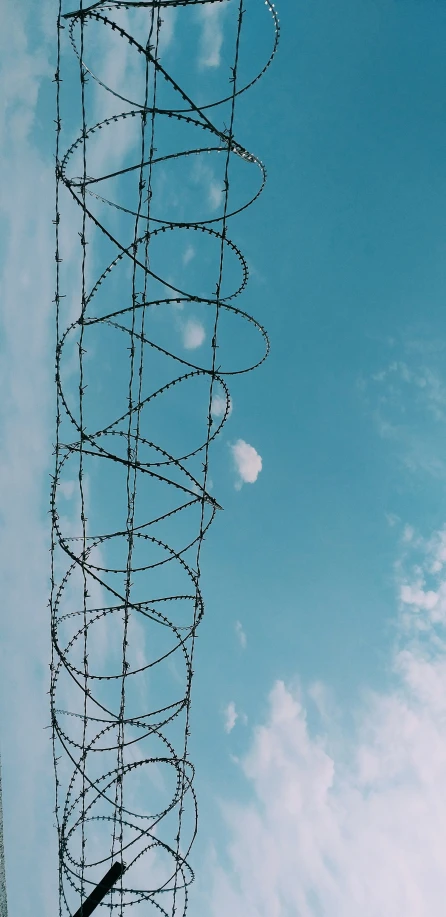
(3, 0), (446, 915)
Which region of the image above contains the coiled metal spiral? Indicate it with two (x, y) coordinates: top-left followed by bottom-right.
(50, 1), (279, 913)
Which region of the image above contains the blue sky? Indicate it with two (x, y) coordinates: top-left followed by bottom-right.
(3, 0), (446, 914)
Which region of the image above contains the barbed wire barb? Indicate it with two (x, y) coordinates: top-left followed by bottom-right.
(50, 1), (279, 914)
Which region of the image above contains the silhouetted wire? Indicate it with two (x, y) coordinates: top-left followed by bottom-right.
(50, 2), (279, 914)
(78, 3), (89, 909)
(51, 0), (64, 913)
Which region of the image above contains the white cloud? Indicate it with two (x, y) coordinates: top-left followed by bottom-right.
(206, 528), (446, 917)
(0, 2), (58, 914)
(183, 244), (195, 266)
(235, 620), (247, 649)
(366, 351), (446, 479)
(224, 702), (238, 734)
(212, 389), (232, 419)
(400, 581), (440, 612)
(211, 655), (446, 913)
(0, 3), (148, 911)
(429, 532), (446, 574)
(87, 11), (139, 175)
(82, 4), (177, 187)
(191, 158), (223, 213)
(58, 479), (75, 500)
(159, 7), (177, 53)
(197, 4), (226, 69)
(183, 318), (206, 350)
(398, 526), (446, 628)
(231, 439), (262, 489)
(208, 179), (223, 211)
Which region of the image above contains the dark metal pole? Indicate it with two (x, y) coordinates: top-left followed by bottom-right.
(0, 757), (8, 917)
(72, 862), (125, 917)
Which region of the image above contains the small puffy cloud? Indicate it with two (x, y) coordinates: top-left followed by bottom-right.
(182, 244), (195, 266)
(231, 439), (262, 489)
(212, 389), (231, 419)
(224, 702), (238, 734)
(183, 318), (205, 350)
(400, 582), (439, 611)
(403, 524), (415, 543)
(235, 620), (247, 649)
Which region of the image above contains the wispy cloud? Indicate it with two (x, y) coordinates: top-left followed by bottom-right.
(212, 388), (232, 419)
(192, 158), (224, 213)
(158, 6), (177, 53)
(235, 620), (247, 649)
(224, 702), (238, 734)
(364, 349), (446, 480)
(398, 526), (446, 629)
(402, 523), (415, 543)
(0, 2), (58, 914)
(86, 5), (177, 184)
(208, 530), (446, 915)
(183, 318), (206, 350)
(371, 359), (446, 422)
(0, 3), (152, 911)
(231, 439), (262, 490)
(183, 244), (195, 266)
(197, 4), (226, 69)
(208, 178), (224, 211)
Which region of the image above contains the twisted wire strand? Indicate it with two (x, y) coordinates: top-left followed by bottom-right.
(50, 2), (279, 914)
(52, 1), (64, 912)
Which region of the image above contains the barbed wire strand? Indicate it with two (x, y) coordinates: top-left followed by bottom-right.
(51, 0), (64, 912)
(51, 2), (279, 914)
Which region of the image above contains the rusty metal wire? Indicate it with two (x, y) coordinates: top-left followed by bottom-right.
(50, 1), (279, 914)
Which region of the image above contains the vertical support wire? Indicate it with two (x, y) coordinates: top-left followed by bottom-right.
(51, 1), (64, 913)
(78, 1), (90, 909)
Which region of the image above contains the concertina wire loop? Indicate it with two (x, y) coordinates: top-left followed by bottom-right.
(50, 1), (279, 914)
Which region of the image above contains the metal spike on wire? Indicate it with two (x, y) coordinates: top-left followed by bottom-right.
(50, 1), (279, 914)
